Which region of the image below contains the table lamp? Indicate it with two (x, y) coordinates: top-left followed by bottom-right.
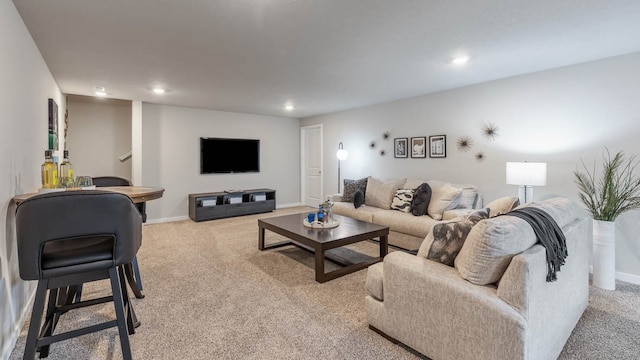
(336, 142), (348, 193)
(506, 162), (547, 203)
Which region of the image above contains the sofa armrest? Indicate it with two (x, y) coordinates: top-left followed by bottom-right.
(330, 193), (343, 202)
(378, 251), (526, 360)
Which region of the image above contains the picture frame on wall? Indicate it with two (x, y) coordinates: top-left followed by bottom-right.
(394, 138), (408, 158)
(429, 135), (447, 158)
(48, 98), (58, 150)
(410, 137), (426, 158)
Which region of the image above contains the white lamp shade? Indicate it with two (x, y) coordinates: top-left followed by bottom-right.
(506, 162), (547, 186)
(336, 149), (348, 160)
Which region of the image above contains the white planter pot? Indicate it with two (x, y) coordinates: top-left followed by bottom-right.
(592, 220), (616, 290)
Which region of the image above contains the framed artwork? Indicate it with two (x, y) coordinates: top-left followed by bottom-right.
(394, 138), (408, 158)
(410, 137), (426, 158)
(429, 135), (447, 158)
(48, 98), (58, 150)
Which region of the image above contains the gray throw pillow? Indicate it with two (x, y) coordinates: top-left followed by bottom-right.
(426, 208), (490, 266)
(411, 182), (432, 216)
(342, 178), (367, 202)
(354, 190), (365, 209)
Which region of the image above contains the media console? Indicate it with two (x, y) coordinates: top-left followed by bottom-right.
(188, 188), (276, 222)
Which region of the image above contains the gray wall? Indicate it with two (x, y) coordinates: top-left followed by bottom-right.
(0, 2), (64, 357)
(66, 95), (132, 180)
(140, 103), (301, 221)
(301, 51), (640, 281)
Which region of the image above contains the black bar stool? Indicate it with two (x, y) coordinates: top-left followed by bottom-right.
(16, 191), (142, 359)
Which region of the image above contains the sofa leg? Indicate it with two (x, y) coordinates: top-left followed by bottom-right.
(368, 325), (399, 344)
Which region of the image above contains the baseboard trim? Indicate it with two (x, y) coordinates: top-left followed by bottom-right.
(276, 202), (302, 209)
(145, 215), (189, 224)
(588, 266), (640, 285)
(2, 288), (36, 360)
(615, 271), (640, 285)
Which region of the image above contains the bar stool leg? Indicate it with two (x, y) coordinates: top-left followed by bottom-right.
(109, 267), (133, 360)
(23, 280), (48, 360)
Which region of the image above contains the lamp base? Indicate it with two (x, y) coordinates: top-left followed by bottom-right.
(517, 186), (534, 204)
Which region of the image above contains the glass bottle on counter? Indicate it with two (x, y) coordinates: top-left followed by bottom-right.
(41, 150), (58, 189)
(59, 150), (74, 187)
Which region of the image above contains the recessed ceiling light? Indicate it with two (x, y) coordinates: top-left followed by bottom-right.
(94, 86), (107, 97)
(451, 56), (470, 65)
(152, 87), (166, 94)
(284, 104), (295, 111)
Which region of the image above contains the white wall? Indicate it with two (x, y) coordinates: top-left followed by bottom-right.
(301, 51), (640, 281)
(0, 2), (64, 358)
(140, 104), (301, 221)
(66, 95), (132, 180)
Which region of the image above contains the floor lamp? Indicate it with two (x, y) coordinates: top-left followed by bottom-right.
(506, 162), (547, 203)
(336, 142), (348, 193)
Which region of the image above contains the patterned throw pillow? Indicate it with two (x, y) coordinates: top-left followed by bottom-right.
(391, 189), (414, 212)
(342, 178), (367, 202)
(421, 208), (490, 266)
(410, 182), (432, 216)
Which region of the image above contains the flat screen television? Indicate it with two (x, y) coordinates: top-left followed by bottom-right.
(200, 137), (260, 174)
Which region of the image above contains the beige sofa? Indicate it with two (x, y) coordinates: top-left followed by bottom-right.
(331, 177), (481, 250)
(365, 198), (589, 360)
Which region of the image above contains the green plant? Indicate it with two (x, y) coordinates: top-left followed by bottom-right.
(574, 149), (640, 221)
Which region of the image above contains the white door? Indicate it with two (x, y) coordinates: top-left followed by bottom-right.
(301, 125), (323, 208)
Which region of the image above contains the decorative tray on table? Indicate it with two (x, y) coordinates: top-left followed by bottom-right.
(303, 218), (340, 229)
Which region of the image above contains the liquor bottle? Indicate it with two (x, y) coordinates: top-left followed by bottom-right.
(59, 150), (74, 187)
(41, 150), (58, 189)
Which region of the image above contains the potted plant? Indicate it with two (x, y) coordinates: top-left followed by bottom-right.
(574, 149), (640, 290)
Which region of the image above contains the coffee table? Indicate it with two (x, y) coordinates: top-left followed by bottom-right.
(258, 213), (389, 283)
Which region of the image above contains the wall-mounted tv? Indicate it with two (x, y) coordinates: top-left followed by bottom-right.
(200, 137), (260, 174)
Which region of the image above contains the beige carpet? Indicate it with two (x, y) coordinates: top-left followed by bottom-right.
(9, 207), (640, 359)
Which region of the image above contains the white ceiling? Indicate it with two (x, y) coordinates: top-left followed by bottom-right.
(13, 0), (640, 119)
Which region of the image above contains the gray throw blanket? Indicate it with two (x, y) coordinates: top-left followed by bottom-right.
(504, 207), (568, 282)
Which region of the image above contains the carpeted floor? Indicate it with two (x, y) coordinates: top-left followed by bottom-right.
(8, 207), (640, 359)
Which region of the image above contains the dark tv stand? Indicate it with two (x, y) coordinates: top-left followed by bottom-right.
(188, 188), (276, 222)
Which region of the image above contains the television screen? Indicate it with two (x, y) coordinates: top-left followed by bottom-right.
(200, 137), (260, 174)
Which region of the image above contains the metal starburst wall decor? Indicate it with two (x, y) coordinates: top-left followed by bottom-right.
(457, 136), (473, 152)
(482, 122), (499, 140)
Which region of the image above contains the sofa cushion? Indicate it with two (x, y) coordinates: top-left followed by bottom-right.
(515, 197), (579, 228)
(486, 196), (520, 217)
(390, 189), (414, 213)
(365, 177), (406, 209)
(342, 178), (368, 202)
(455, 214), (537, 285)
(365, 262), (384, 301)
(417, 208), (489, 266)
(427, 183), (463, 220)
(354, 189), (365, 209)
(332, 202), (384, 223)
(371, 209), (438, 239)
(410, 183), (432, 216)
(403, 178), (426, 190)
(453, 184), (478, 209)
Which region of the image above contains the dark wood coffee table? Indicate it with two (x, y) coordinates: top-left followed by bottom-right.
(258, 213), (389, 283)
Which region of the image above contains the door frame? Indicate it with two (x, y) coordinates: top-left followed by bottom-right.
(300, 124), (323, 207)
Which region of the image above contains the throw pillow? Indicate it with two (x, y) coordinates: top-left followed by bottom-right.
(410, 182), (432, 216)
(365, 177), (406, 209)
(390, 189), (414, 212)
(342, 178), (367, 202)
(454, 214), (537, 285)
(418, 208), (490, 266)
(427, 182), (463, 220)
(353, 189), (365, 209)
(486, 196), (520, 217)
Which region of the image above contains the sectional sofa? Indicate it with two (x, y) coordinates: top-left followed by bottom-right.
(365, 197), (589, 360)
(331, 177), (482, 250)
